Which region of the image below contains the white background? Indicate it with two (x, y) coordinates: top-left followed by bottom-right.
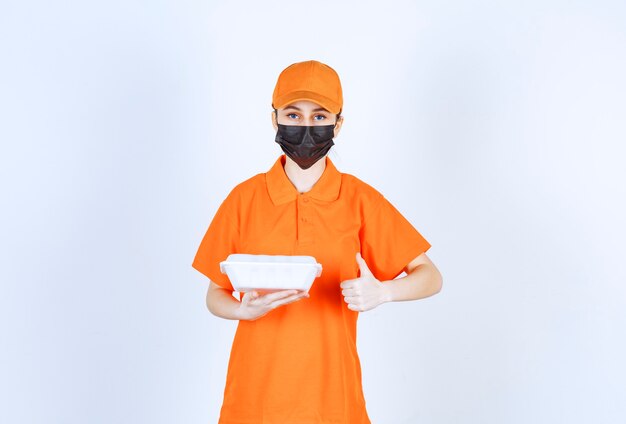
(1, 1), (625, 423)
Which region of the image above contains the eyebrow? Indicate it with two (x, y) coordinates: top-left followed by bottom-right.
(283, 105), (330, 113)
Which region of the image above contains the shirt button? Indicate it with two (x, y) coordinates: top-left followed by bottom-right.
(303, 197), (309, 203)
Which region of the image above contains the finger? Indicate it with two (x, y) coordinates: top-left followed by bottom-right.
(344, 296), (359, 305)
(271, 290), (306, 301)
(341, 288), (355, 297)
(340, 279), (355, 289)
(262, 290), (299, 303)
(271, 292), (308, 308)
(356, 252), (373, 277)
(244, 290), (259, 301)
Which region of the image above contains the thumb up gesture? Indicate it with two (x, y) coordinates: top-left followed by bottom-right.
(340, 252), (388, 312)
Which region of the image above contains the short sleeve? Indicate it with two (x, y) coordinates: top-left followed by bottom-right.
(359, 195), (431, 282)
(191, 190), (239, 292)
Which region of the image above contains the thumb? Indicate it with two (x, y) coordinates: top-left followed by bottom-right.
(356, 252), (373, 277)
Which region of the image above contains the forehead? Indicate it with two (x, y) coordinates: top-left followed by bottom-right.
(279, 100), (330, 113)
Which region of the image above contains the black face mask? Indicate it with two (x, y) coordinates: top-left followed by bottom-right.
(275, 124), (335, 170)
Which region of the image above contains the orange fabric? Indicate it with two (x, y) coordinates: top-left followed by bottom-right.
(272, 60), (343, 114)
(192, 154), (431, 424)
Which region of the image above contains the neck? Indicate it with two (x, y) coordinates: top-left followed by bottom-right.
(283, 155), (327, 193)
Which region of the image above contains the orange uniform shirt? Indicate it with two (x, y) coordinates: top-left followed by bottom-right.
(192, 154), (431, 424)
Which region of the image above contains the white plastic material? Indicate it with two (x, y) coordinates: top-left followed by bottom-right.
(219, 253), (323, 293)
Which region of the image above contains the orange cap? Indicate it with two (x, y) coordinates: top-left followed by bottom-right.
(272, 60), (343, 114)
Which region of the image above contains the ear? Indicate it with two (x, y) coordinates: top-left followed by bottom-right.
(271, 110), (278, 131)
(333, 115), (344, 138)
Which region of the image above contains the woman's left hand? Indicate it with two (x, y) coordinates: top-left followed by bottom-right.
(340, 252), (389, 312)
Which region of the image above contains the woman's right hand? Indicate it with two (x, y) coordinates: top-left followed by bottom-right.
(238, 289), (309, 321)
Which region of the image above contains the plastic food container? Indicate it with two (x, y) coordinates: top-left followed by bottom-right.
(219, 253), (323, 293)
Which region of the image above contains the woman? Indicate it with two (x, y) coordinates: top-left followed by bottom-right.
(192, 60), (443, 424)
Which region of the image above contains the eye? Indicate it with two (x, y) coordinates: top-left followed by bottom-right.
(313, 114), (326, 121)
(287, 113), (299, 120)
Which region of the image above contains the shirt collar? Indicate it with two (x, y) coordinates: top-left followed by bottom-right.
(266, 154), (342, 205)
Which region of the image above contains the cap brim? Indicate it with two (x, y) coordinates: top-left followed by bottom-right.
(273, 90), (341, 114)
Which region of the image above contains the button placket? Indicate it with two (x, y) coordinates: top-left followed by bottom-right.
(297, 194), (314, 244)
